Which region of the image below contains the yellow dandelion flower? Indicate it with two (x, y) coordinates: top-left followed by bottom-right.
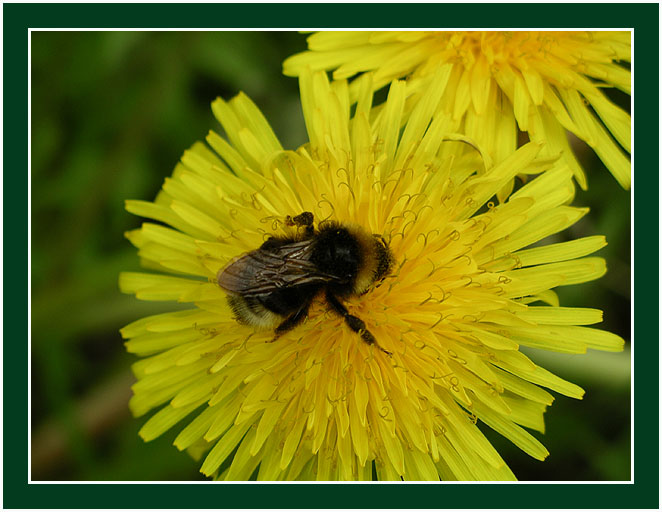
(119, 70), (624, 481)
(283, 31), (632, 191)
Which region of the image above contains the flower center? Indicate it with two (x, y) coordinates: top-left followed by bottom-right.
(433, 30), (576, 68)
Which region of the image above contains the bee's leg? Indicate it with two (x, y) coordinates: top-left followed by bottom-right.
(325, 292), (392, 356)
(293, 211), (315, 238)
(285, 211), (314, 227)
(285, 212), (315, 238)
(292, 211), (314, 227)
(270, 303), (310, 342)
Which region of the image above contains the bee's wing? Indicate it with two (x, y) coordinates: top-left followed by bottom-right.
(218, 239), (336, 296)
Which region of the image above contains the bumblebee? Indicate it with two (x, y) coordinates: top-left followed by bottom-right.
(217, 212), (394, 355)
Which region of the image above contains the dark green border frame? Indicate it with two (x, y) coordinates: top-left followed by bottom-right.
(11, 2), (658, 509)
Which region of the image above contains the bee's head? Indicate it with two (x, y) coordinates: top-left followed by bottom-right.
(372, 235), (394, 283)
(312, 223), (393, 296)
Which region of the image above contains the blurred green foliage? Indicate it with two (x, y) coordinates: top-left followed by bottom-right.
(30, 31), (630, 481)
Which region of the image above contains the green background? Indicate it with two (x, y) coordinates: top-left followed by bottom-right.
(29, 30), (631, 483)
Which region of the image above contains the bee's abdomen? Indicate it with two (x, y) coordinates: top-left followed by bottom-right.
(227, 284), (319, 328)
(259, 285), (319, 316)
(227, 295), (280, 328)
